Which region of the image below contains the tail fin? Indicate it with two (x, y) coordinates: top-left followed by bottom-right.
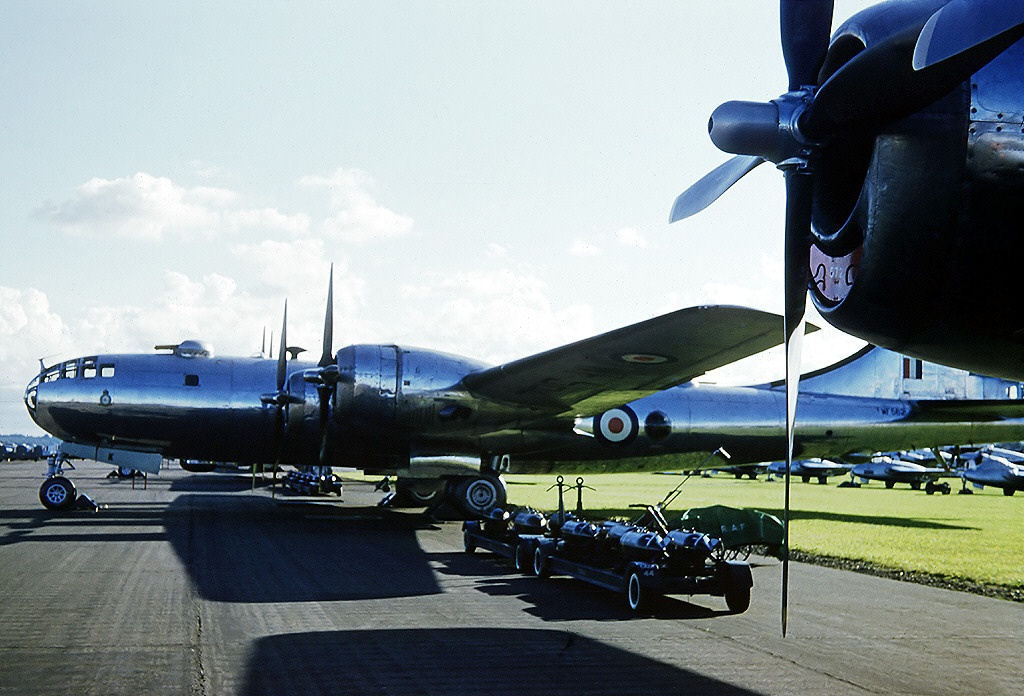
(762, 346), (1023, 400)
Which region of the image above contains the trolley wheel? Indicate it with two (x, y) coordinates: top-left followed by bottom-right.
(532, 546), (550, 578)
(725, 585), (751, 614)
(626, 570), (648, 612)
(39, 476), (77, 511)
(514, 542), (530, 573)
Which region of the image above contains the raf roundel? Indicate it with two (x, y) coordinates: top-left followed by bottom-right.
(596, 406), (639, 445)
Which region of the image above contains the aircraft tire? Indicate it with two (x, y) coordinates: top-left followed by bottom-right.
(910, 481), (921, 490)
(1003, 488), (1016, 496)
(885, 481), (895, 489)
(390, 479), (446, 508)
(463, 529), (476, 554)
(39, 476), (77, 511)
(454, 474), (506, 517)
(817, 476), (827, 485)
(725, 585), (751, 614)
(801, 475), (811, 484)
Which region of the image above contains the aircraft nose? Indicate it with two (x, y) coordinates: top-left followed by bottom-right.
(24, 367), (44, 422)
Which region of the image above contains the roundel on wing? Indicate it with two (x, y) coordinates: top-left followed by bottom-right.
(596, 406), (639, 446)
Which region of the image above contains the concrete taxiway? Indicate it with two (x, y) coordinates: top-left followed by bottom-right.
(0, 461), (1020, 695)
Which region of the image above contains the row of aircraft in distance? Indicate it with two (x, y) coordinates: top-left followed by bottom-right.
(17, 0), (1024, 634)
(711, 443), (1024, 496)
(0, 441), (48, 462)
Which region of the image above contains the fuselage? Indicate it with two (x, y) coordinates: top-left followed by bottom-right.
(850, 457), (946, 485)
(25, 342), (1024, 477)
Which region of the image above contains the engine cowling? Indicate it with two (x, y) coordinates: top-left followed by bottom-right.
(808, 13), (1024, 380)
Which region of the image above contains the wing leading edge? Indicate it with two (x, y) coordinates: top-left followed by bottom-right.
(463, 305), (812, 414)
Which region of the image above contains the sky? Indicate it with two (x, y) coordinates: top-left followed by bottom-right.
(0, 1), (878, 435)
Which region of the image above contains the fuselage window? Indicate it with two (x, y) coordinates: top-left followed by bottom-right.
(184, 374), (199, 387)
(61, 360), (77, 380)
(81, 357), (97, 378)
(100, 364), (115, 378)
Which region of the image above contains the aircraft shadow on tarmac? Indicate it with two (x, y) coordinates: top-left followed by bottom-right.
(167, 472), (276, 494)
(431, 551), (730, 622)
(759, 508), (977, 531)
(0, 505), (168, 546)
(239, 628), (762, 696)
(162, 495), (442, 603)
(565, 505), (976, 532)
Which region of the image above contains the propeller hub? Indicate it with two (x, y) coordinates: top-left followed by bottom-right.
(708, 93), (817, 165)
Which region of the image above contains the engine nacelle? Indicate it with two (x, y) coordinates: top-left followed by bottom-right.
(807, 6), (1024, 380)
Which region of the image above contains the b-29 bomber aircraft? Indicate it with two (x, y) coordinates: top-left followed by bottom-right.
(23, 272), (1024, 516)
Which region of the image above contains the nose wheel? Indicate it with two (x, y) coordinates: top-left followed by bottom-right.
(39, 476), (77, 511)
(38, 452), (101, 511)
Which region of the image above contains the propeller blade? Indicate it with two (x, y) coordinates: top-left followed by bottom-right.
(669, 155), (763, 222)
(780, 0), (834, 90)
(276, 301), (288, 392)
(319, 264), (334, 368)
(805, 9), (1021, 141)
(781, 167), (813, 638)
(318, 385), (331, 468)
(913, 0), (1024, 70)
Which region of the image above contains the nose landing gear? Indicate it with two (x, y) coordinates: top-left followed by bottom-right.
(39, 452), (100, 511)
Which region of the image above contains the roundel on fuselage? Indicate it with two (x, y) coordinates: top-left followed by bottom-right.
(596, 406), (638, 446)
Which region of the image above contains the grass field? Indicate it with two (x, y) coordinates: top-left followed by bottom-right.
(497, 472), (1024, 592)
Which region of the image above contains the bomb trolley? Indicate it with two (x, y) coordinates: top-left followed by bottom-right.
(462, 476), (753, 613)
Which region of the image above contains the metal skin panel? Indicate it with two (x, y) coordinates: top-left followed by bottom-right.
(807, 7), (1024, 381)
(24, 339), (1024, 477)
(508, 380), (1024, 474)
(26, 352), (318, 464)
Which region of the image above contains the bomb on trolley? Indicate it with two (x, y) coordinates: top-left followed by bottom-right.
(462, 471), (753, 614)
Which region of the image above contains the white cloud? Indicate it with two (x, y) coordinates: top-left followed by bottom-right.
(299, 168), (414, 243)
(0, 287), (71, 433)
(485, 242), (509, 259)
(0, 287), (68, 371)
(395, 269), (595, 364)
(36, 172), (308, 240)
(615, 226), (648, 249)
(569, 239), (602, 257)
(189, 160), (224, 179)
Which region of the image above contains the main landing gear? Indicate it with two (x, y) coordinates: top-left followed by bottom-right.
(382, 472), (507, 518)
